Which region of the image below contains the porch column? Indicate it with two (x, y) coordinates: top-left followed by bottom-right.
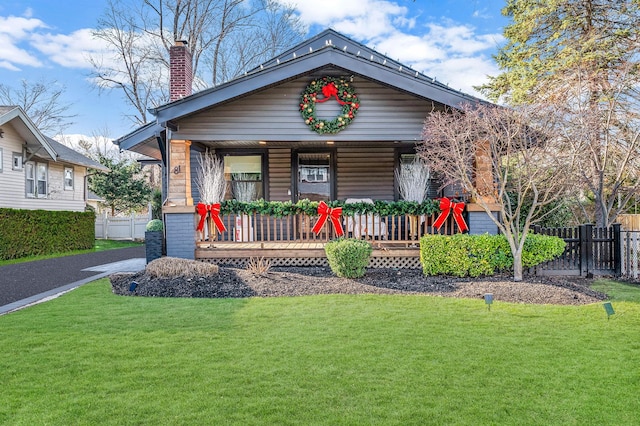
(167, 139), (193, 206)
(467, 139), (500, 235)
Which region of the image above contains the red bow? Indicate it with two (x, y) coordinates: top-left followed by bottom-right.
(196, 202), (227, 233)
(433, 198), (468, 233)
(312, 201), (344, 237)
(316, 82), (348, 105)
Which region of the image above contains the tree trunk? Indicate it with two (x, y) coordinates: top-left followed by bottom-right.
(513, 250), (523, 282)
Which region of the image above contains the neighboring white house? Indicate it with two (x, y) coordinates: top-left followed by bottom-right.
(0, 105), (107, 212)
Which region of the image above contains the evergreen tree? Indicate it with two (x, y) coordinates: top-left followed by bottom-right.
(89, 156), (153, 216)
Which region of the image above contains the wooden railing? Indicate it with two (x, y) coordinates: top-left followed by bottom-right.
(196, 212), (460, 246)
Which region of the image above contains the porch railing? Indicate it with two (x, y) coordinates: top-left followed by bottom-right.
(196, 212), (460, 246)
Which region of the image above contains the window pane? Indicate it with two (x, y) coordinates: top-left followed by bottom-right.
(37, 163), (47, 197)
(224, 155), (262, 201)
(26, 162), (35, 196)
(64, 167), (73, 190)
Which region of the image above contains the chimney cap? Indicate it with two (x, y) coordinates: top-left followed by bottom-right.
(175, 40), (188, 46)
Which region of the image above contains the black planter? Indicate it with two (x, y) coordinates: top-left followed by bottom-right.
(145, 230), (164, 263)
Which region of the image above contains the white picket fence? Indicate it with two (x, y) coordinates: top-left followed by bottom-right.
(622, 231), (640, 279)
(95, 213), (151, 240)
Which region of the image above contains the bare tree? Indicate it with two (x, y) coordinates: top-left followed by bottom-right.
(90, 0), (304, 124)
(420, 103), (576, 281)
(0, 79), (76, 136)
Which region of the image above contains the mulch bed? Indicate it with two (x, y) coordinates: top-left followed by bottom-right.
(110, 266), (608, 306)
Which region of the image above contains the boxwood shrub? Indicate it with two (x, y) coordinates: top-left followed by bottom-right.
(420, 233), (565, 277)
(324, 238), (373, 278)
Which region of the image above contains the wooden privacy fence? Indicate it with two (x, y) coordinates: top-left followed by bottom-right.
(531, 224), (622, 277)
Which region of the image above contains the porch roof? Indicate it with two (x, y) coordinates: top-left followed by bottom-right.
(115, 28), (491, 157)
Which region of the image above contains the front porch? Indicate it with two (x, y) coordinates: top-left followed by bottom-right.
(195, 211), (461, 268)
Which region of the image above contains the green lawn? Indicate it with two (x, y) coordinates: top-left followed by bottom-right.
(0, 239), (142, 266)
(1, 279), (639, 425)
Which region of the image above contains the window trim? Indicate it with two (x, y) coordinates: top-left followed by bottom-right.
(0, 147), (3, 173)
(12, 152), (23, 170)
(292, 148), (336, 202)
(25, 160), (48, 198)
(210, 149), (268, 202)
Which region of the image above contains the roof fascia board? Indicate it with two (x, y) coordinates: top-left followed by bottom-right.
(0, 107), (57, 160)
(115, 122), (163, 152)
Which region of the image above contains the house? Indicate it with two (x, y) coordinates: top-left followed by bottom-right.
(0, 106), (107, 212)
(115, 29), (499, 267)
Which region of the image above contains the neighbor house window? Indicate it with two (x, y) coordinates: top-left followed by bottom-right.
(64, 167), (74, 190)
(223, 155), (263, 201)
(26, 161), (48, 198)
(12, 152), (23, 170)
(0, 148), (3, 172)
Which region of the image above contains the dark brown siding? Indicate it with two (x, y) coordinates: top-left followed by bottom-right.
(336, 147), (395, 201)
(268, 148), (292, 201)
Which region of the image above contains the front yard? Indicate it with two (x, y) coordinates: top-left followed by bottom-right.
(1, 279), (639, 424)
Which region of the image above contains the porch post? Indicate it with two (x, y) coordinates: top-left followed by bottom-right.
(163, 138), (196, 259)
(167, 139), (193, 206)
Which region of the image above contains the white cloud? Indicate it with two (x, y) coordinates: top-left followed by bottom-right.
(30, 28), (107, 69)
(275, 0), (502, 98)
(0, 15), (47, 69)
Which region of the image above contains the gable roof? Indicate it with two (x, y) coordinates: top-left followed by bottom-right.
(0, 105), (108, 171)
(0, 106), (57, 160)
(44, 137), (109, 171)
(115, 28), (490, 154)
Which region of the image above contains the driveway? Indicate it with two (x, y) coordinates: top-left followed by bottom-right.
(0, 245), (145, 314)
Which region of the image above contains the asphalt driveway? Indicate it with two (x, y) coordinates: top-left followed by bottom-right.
(0, 245), (145, 312)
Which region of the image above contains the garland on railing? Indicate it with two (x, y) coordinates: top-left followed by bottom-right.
(219, 199), (442, 217)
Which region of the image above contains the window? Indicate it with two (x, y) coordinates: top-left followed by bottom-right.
(0, 148), (3, 172)
(64, 167), (74, 190)
(223, 155), (263, 201)
(12, 153), (23, 170)
(26, 161), (48, 198)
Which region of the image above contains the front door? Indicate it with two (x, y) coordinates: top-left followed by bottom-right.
(295, 151), (334, 202)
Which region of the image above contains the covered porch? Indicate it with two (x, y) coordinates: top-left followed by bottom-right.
(195, 211), (462, 268)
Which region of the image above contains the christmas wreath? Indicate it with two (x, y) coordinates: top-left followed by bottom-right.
(300, 76), (360, 134)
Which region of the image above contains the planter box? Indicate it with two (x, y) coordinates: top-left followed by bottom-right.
(145, 230), (164, 263)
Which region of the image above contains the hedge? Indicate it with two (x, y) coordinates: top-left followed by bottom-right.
(324, 238), (373, 278)
(420, 233), (566, 277)
(0, 208), (95, 260)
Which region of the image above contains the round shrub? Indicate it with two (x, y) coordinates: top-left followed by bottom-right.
(146, 219), (164, 232)
(324, 238), (373, 278)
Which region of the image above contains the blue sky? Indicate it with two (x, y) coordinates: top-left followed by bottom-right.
(0, 0), (508, 141)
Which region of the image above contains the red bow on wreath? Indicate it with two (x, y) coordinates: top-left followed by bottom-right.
(433, 197), (468, 233)
(196, 202), (227, 233)
(312, 201), (344, 237)
(316, 82), (349, 106)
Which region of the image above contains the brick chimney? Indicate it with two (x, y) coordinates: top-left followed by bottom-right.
(169, 40), (193, 101)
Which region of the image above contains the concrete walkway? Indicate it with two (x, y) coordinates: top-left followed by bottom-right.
(0, 246), (146, 315)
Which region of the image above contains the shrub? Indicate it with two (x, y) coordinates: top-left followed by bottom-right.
(0, 208), (94, 260)
(324, 238), (373, 278)
(146, 257), (218, 278)
(420, 233), (565, 277)
(522, 233), (567, 268)
(246, 257), (271, 275)
(146, 219), (164, 232)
